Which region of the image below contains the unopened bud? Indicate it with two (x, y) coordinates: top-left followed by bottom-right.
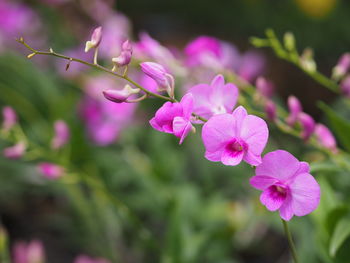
(112, 40), (133, 67)
(85, 26), (102, 52)
(332, 53), (350, 80)
(38, 162), (65, 180)
(103, 85), (140, 103)
(300, 48), (316, 73)
(2, 106), (17, 131)
(265, 100), (277, 121)
(286, 95), (302, 126)
(3, 142), (26, 159)
(51, 120), (70, 150)
(298, 112), (315, 141)
(283, 32), (295, 51)
(314, 123), (337, 153)
(340, 75), (350, 97)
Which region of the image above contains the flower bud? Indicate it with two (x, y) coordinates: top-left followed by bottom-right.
(51, 120), (70, 150)
(3, 142), (26, 159)
(112, 40), (133, 68)
(140, 62), (175, 98)
(37, 162), (65, 179)
(265, 100), (277, 121)
(340, 75), (350, 98)
(256, 77), (274, 98)
(2, 106), (17, 131)
(332, 53), (350, 80)
(85, 26), (102, 52)
(103, 85), (140, 103)
(298, 112), (315, 141)
(314, 123), (337, 153)
(286, 95), (302, 126)
(284, 32), (295, 51)
(13, 240), (45, 263)
(300, 48), (316, 73)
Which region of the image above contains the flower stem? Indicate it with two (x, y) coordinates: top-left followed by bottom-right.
(282, 219), (299, 263)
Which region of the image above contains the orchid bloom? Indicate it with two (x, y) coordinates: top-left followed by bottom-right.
(250, 150), (320, 221)
(150, 93), (194, 144)
(202, 106), (268, 166)
(188, 74), (238, 120)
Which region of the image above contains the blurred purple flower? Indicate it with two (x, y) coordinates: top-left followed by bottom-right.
(2, 106), (17, 131)
(332, 53), (350, 79)
(37, 162), (65, 179)
(79, 75), (136, 145)
(237, 51), (265, 82)
(298, 112), (315, 141)
(3, 142), (26, 159)
(74, 255), (110, 263)
(314, 123), (337, 153)
(13, 240), (45, 263)
(286, 95), (303, 126)
(265, 100), (277, 122)
(256, 77), (274, 98)
(340, 75), (350, 97)
(51, 120), (70, 150)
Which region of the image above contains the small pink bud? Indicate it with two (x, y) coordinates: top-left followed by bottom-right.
(140, 62), (169, 88)
(3, 142), (26, 159)
(51, 120), (70, 149)
(256, 77), (274, 98)
(340, 75), (350, 97)
(265, 100), (277, 121)
(332, 53), (350, 79)
(112, 40), (133, 67)
(314, 123), (337, 153)
(286, 95), (302, 126)
(85, 26), (102, 52)
(2, 106), (17, 131)
(38, 162), (65, 179)
(103, 85), (140, 103)
(298, 112), (315, 141)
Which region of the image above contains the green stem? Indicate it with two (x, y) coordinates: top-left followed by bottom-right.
(282, 219), (299, 263)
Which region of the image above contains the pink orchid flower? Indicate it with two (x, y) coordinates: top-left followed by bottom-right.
(202, 106), (268, 166)
(150, 93), (194, 144)
(250, 150), (320, 221)
(51, 120), (70, 150)
(188, 74), (238, 120)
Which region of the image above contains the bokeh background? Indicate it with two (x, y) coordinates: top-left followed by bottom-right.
(1, 0), (350, 262)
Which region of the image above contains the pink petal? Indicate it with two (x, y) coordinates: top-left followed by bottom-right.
(290, 173), (321, 217)
(231, 106), (248, 135)
(296, 161), (310, 174)
(222, 83), (238, 112)
(180, 93), (194, 118)
(202, 113), (235, 153)
(279, 194), (294, 221)
(173, 116), (192, 144)
(243, 150), (262, 166)
(221, 148), (244, 166)
(188, 83), (212, 119)
(240, 115), (269, 156)
(250, 175), (278, 190)
(255, 150), (301, 181)
(205, 150), (223, 162)
(260, 187), (285, 211)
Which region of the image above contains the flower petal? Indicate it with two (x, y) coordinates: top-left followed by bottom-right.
(221, 148), (244, 166)
(260, 187), (286, 211)
(249, 175), (278, 190)
(240, 115), (269, 156)
(180, 93), (194, 118)
(173, 116), (192, 144)
(202, 113), (235, 153)
(279, 194), (294, 221)
(290, 173), (321, 217)
(255, 150), (300, 181)
(231, 106), (248, 135)
(243, 150), (262, 166)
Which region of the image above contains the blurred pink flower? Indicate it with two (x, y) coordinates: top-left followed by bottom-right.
(340, 75), (350, 97)
(298, 112), (315, 141)
(150, 93), (194, 144)
(188, 74), (238, 120)
(250, 150), (320, 221)
(314, 123), (337, 153)
(13, 240), (45, 263)
(74, 255), (110, 263)
(79, 75), (136, 145)
(256, 77), (274, 98)
(57, 47), (93, 78)
(37, 162), (65, 179)
(265, 100), (277, 122)
(237, 51), (265, 82)
(202, 106), (268, 166)
(51, 120), (70, 149)
(2, 106), (17, 131)
(3, 142), (26, 159)
(332, 53), (350, 79)
(286, 95), (303, 126)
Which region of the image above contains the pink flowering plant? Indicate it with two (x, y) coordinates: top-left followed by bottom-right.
(1, 2), (350, 262)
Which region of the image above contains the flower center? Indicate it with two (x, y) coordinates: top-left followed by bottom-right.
(270, 184), (287, 198)
(212, 105), (226, 114)
(225, 139), (247, 156)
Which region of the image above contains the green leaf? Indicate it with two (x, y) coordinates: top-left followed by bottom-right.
(329, 217), (350, 257)
(319, 102), (350, 152)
